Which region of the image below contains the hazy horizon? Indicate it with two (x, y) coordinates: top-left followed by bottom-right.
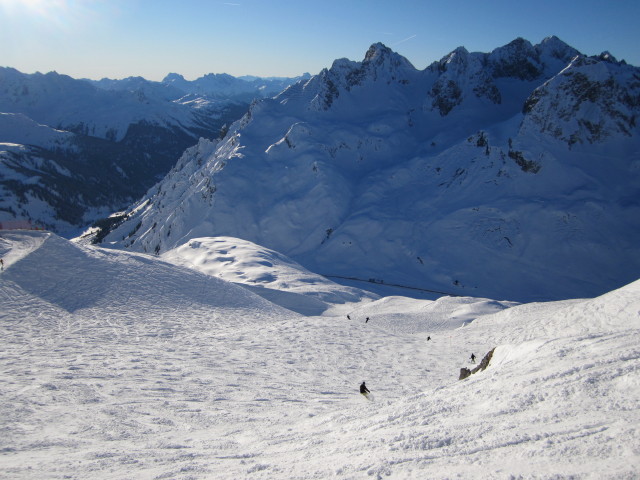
(1, 0), (639, 81)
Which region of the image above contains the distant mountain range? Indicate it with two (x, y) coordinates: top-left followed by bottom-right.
(90, 36), (640, 302)
(0, 68), (306, 233)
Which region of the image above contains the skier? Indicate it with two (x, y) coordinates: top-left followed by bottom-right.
(347, 314), (351, 320)
(360, 381), (370, 399)
(470, 353), (476, 363)
(365, 317), (369, 323)
(427, 336), (431, 341)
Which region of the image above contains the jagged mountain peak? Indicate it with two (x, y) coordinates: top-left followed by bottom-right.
(162, 72), (186, 83)
(427, 46), (502, 115)
(537, 35), (580, 62)
(596, 51), (619, 63)
(299, 43), (426, 112)
(364, 42), (392, 60)
(488, 37), (544, 80)
(445, 46), (471, 61)
(325, 42), (417, 81)
(427, 46), (474, 74)
(521, 51), (640, 144)
(361, 42), (417, 74)
(500, 36), (536, 53)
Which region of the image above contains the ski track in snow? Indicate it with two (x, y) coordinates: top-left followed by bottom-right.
(1, 232), (639, 479)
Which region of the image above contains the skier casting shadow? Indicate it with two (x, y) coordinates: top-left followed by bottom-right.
(360, 381), (371, 400)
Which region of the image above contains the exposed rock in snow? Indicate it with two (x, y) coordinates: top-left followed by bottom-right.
(521, 54), (640, 144)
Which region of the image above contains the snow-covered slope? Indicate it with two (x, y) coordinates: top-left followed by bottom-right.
(161, 236), (378, 315)
(0, 112), (147, 232)
(0, 67), (222, 142)
(97, 37), (640, 302)
(1, 231), (638, 478)
(0, 231), (288, 318)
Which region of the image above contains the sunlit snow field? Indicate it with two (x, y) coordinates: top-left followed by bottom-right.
(1, 231), (638, 479)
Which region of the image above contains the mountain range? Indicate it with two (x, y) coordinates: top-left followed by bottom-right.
(89, 36), (640, 302)
(0, 68), (305, 233)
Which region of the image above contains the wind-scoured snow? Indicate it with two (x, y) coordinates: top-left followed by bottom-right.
(1, 231), (638, 479)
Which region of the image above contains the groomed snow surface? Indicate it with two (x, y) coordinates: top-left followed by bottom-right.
(1, 231), (639, 479)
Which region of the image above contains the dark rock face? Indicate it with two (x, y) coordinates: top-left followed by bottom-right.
(431, 79), (463, 116)
(472, 348), (496, 374)
(488, 38), (543, 81)
(520, 55), (640, 146)
(459, 348), (496, 380)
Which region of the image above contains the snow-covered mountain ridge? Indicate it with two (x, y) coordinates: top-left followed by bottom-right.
(96, 36), (640, 302)
(161, 71), (311, 101)
(0, 67), (302, 233)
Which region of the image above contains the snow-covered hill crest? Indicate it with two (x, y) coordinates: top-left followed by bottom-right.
(1, 231), (291, 318)
(94, 37), (640, 302)
(160, 236), (378, 315)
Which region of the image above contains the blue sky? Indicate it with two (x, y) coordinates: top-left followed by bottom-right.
(1, 0), (639, 80)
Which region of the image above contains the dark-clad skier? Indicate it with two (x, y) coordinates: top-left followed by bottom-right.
(360, 381), (370, 398)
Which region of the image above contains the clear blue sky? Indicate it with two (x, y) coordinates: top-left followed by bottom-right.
(1, 0), (639, 80)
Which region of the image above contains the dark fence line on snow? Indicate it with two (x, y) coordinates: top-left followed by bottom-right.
(322, 274), (461, 297)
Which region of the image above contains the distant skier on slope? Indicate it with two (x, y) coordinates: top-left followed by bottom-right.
(360, 381), (370, 399)
(365, 317), (369, 323)
(470, 353), (476, 363)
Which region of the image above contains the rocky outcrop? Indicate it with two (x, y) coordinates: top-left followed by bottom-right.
(459, 348), (496, 380)
(520, 54), (640, 145)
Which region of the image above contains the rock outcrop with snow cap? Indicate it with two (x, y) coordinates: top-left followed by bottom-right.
(521, 54), (640, 144)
